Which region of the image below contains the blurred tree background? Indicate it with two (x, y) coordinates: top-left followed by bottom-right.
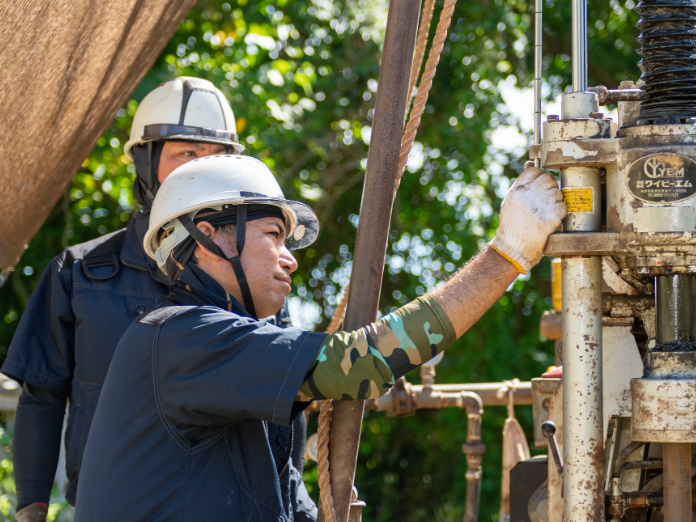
(0, 0), (640, 520)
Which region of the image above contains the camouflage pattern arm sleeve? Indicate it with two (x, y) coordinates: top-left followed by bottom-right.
(298, 295), (455, 401)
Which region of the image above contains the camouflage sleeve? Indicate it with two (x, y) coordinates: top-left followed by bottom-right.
(297, 295), (455, 401)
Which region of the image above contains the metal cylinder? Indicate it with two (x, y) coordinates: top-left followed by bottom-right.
(655, 274), (694, 522)
(631, 352), (696, 443)
(533, 0), (543, 167)
(561, 166), (602, 232)
(571, 0), (587, 92)
(656, 275), (696, 344)
(562, 256), (604, 522)
(663, 443), (692, 522)
(561, 91), (599, 120)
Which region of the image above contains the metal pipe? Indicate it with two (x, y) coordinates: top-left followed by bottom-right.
(571, 0), (587, 92)
(460, 392), (484, 522)
(612, 440), (647, 479)
(304, 381), (533, 414)
(656, 275), (696, 345)
(588, 86), (644, 105)
(663, 443), (692, 522)
(326, 0), (421, 520)
(655, 274), (695, 522)
(560, 76), (604, 518)
(533, 0), (543, 167)
(621, 460), (663, 473)
(562, 256), (604, 522)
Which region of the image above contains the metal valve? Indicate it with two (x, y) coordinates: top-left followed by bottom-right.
(542, 420), (564, 478)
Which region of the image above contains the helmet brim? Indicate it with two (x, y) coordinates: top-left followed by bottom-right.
(124, 133), (245, 159)
(238, 196), (319, 250)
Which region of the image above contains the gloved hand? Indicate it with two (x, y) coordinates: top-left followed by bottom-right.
(490, 165), (567, 274)
(16, 503), (47, 522)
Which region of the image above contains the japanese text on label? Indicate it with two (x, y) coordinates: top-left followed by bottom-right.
(562, 187), (593, 213)
(628, 153), (696, 203)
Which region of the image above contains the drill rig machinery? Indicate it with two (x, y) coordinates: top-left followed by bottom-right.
(520, 0), (696, 521)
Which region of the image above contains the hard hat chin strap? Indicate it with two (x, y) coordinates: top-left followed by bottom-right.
(181, 206), (257, 319)
(132, 142), (164, 213)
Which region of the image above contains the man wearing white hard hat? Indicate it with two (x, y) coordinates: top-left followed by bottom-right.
(0, 77), (283, 522)
(74, 155), (566, 521)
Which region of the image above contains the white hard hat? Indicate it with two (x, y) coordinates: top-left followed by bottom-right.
(144, 155), (319, 275)
(124, 77), (244, 159)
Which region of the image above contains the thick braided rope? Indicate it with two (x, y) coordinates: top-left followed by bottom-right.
(316, 2), (457, 520)
(407, 0), (437, 118)
(325, 282), (350, 336)
(317, 398), (336, 521)
(396, 0), (457, 190)
(316, 283), (348, 522)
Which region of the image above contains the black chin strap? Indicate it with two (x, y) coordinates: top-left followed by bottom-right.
(181, 206), (257, 318)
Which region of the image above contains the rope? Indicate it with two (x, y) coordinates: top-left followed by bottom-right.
(325, 283), (350, 335)
(316, 1), (457, 519)
(395, 0), (458, 191)
(317, 399), (336, 521)
(316, 284), (348, 522)
(406, 0), (437, 119)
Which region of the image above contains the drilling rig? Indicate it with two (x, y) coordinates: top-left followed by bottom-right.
(515, 0), (696, 520)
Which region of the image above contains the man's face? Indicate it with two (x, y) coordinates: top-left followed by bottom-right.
(157, 141), (228, 183)
(216, 217), (298, 318)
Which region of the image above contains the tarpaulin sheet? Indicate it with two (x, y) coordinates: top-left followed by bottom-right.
(0, 0), (197, 271)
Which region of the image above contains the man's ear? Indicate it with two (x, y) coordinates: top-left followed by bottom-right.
(193, 221), (219, 262)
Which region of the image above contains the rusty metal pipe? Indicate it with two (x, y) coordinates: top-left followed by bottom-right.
(326, 0), (421, 520)
(663, 443), (692, 522)
(562, 256), (604, 522)
(409, 381), (532, 406)
(602, 293), (654, 315)
(460, 392), (484, 522)
(304, 381), (532, 414)
(621, 459), (663, 473)
(612, 440), (646, 479)
(588, 86), (644, 105)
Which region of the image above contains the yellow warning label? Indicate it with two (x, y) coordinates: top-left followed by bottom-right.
(562, 187), (594, 213)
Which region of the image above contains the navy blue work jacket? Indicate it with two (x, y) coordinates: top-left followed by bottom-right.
(2, 214), (168, 504)
(75, 264), (323, 522)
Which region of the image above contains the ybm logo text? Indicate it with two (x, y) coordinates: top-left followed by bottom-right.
(644, 157), (685, 179)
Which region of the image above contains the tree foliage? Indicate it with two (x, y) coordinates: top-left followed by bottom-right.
(0, 0), (640, 519)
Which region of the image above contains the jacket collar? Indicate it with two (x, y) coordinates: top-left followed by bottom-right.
(121, 213), (169, 285)
(174, 262), (252, 317)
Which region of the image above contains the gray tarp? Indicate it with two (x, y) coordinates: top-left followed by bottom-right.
(0, 0), (198, 271)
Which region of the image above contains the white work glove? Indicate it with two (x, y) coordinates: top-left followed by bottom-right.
(16, 503), (47, 522)
(490, 165), (567, 274)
